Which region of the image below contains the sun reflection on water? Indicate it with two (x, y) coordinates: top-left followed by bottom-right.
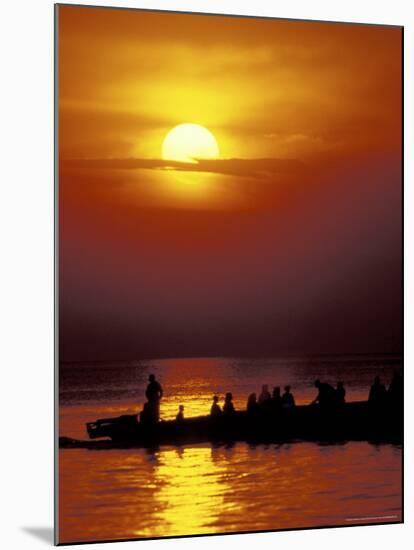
(136, 445), (229, 537)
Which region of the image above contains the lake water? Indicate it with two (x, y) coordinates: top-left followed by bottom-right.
(58, 355), (402, 544)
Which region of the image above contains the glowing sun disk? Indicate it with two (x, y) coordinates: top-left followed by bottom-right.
(162, 123), (220, 164)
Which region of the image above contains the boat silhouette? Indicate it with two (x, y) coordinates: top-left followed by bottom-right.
(59, 399), (402, 449)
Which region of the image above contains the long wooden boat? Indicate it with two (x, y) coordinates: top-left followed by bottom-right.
(59, 400), (402, 449)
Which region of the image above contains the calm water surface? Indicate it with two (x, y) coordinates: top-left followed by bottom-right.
(59, 355), (402, 543)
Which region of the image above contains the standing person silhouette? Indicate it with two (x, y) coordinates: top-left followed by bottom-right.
(145, 374), (163, 422)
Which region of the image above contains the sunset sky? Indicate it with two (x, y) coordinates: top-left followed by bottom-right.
(58, 6), (402, 361)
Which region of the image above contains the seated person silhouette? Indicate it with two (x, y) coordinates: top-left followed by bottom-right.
(388, 370), (403, 407)
(210, 395), (222, 416)
(271, 386), (283, 412)
(145, 374), (163, 422)
(281, 385), (295, 409)
(176, 405), (184, 423)
(223, 392), (235, 414)
(369, 375), (387, 403)
(311, 379), (336, 408)
(336, 381), (346, 404)
(246, 392), (259, 414)
(258, 384), (271, 405)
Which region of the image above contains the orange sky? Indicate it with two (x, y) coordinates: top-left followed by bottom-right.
(59, 6), (401, 160)
(58, 6), (402, 361)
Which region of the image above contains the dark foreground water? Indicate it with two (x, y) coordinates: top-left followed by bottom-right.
(59, 355), (402, 543)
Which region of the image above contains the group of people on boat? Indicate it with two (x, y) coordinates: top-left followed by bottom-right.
(208, 380), (344, 417)
(246, 385), (295, 414)
(139, 371), (402, 424)
(175, 392), (237, 422)
(368, 371), (402, 408)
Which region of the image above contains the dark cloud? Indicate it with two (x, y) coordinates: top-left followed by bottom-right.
(61, 157), (303, 179)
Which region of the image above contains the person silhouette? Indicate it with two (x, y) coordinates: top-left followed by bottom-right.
(210, 395), (222, 416)
(145, 374), (163, 422)
(176, 405), (184, 422)
(281, 385), (295, 409)
(369, 376), (387, 403)
(246, 392), (259, 414)
(336, 381), (346, 404)
(388, 370), (403, 407)
(271, 386), (282, 413)
(223, 392), (235, 414)
(258, 384), (271, 405)
(311, 379), (336, 408)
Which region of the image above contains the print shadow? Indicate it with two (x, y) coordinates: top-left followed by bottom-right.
(21, 526), (54, 545)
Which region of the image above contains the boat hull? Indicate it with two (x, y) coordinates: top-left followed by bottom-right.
(59, 401), (402, 449)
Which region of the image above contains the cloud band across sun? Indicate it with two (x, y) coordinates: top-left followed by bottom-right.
(61, 157), (303, 179)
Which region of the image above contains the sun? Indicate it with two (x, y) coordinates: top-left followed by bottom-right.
(162, 123), (219, 164)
